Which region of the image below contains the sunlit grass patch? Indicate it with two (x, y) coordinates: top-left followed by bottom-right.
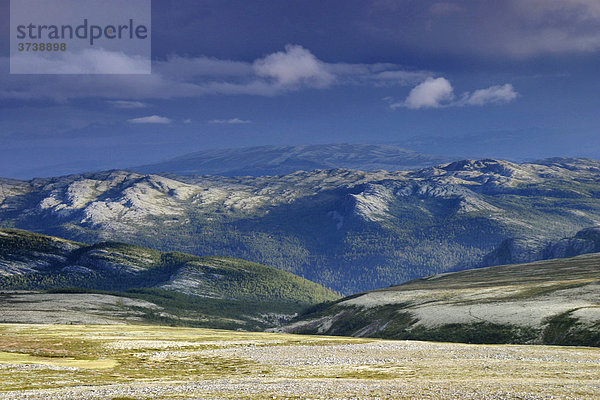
(0, 351), (117, 369)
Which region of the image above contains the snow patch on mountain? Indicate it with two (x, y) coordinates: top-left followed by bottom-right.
(350, 184), (394, 222)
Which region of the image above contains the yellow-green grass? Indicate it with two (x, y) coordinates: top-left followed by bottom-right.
(0, 352), (116, 369)
(0, 323), (599, 399)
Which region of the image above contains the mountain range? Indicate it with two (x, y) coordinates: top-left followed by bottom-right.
(1, 157), (600, 293)
(131, 143), (452, 176)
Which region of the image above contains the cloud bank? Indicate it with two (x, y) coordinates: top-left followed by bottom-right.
(0, 43), (518, 112)
(0, 45), (429, 101)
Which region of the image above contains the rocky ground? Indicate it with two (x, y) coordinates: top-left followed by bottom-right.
(0, 324), (599, 399)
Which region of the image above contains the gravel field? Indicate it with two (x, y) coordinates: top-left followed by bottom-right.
(0, 324), (599, 399)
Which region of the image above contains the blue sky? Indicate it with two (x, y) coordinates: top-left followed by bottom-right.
(1, 0), (600, 178)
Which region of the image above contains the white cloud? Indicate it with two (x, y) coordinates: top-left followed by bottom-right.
(462, 84), (518, 106)
(395, 77), (454, 109)
(128, 115), (172, 124)
(393, 78), (518, 109)
(253, 44), (335, 88)
(183, 119), (192, 124)
(209, 118), (252, 124)
(107, 100), (148, 109)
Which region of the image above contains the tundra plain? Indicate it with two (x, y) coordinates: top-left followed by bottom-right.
(0, 324), (599, 399)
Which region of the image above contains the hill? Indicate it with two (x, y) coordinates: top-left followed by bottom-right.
(0, 229), (339, 329)
(280, 253), (600, 347)
(1, 157), (600, 293)
(131, 143), (451, 176)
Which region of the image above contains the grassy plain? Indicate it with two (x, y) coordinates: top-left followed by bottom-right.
(0, 324), (599, 399)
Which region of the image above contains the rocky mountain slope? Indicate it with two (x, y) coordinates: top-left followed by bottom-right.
(0, 229), (339, 329)
(280, 253), (600, 347)
(482, 226), (600, 267)
(131, 143), (451, 176)
(1, 157), (600, 293)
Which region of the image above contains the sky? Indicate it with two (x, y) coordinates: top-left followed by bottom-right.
(1, 0), (600, 179)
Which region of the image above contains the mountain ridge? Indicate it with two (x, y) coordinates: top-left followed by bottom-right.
(481, 226), (600, 267)
(131, 143), (453, 177)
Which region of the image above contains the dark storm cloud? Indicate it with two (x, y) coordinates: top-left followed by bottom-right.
(3, 1), (599, 65)
(151, 0), (600, 62)
(355, 0), (600, 59)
